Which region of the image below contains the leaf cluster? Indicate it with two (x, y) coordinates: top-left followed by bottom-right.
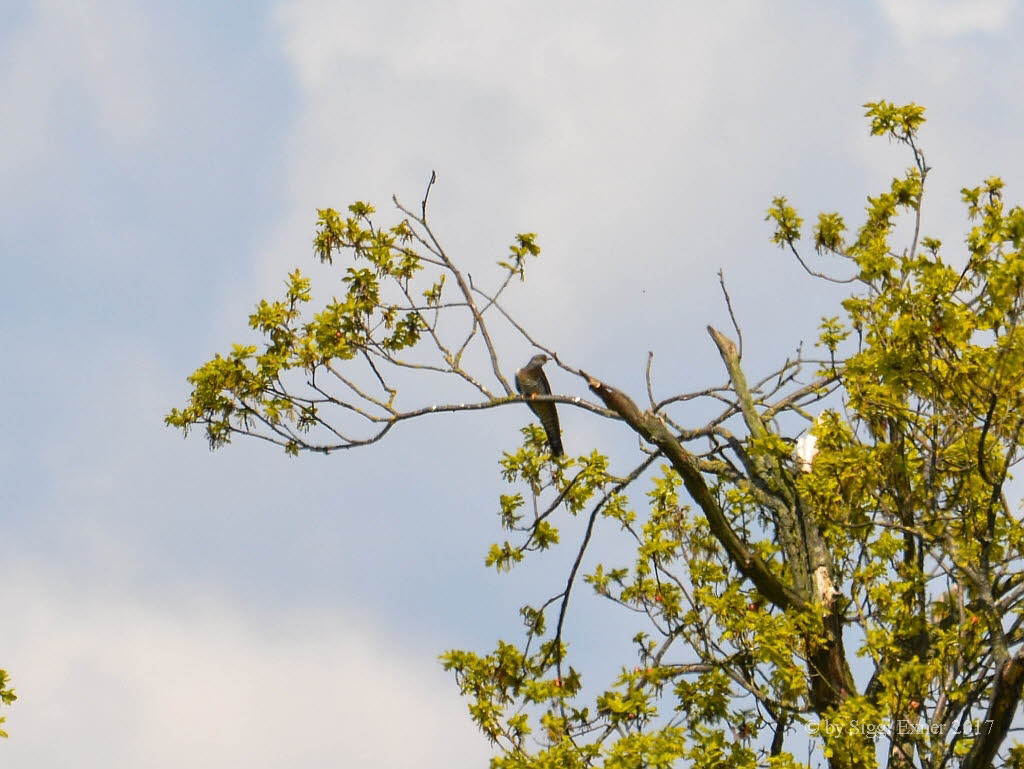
(168, 102), (1024, 769)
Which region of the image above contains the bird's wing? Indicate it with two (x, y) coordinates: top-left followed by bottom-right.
(536, 367), (553, 396)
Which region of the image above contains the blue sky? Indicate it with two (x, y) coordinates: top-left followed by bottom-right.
(2, 1), (1023, 766)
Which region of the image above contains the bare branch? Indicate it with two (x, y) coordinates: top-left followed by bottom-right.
(717, 270), (744, 359)
(580, 369), (808, 612)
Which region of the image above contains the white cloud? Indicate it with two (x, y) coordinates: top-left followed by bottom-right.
(0, 569), (489, 768)
(0, 0), (157, 179)
(257, 0), (864, 361)
(876, 0), (1017, 40)
(4, 345), (489, 769)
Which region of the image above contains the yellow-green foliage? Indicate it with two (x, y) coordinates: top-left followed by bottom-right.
(0, 669), (15, 738)
(169, 102), (1024, 768)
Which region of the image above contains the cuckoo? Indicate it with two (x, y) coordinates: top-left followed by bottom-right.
(515, 354), (563, 457)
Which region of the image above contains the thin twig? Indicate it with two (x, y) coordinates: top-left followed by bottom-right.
(421, 170), (436, 220)
(788, 242), (859, 284)
(718, 270), (744, 360)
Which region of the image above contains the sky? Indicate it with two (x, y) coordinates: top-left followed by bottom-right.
(2, 1), (1024, 766)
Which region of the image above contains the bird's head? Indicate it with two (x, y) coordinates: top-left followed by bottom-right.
(527, 354), (550, 368)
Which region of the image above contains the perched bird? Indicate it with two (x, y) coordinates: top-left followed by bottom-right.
(515, 354), (563, 457)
